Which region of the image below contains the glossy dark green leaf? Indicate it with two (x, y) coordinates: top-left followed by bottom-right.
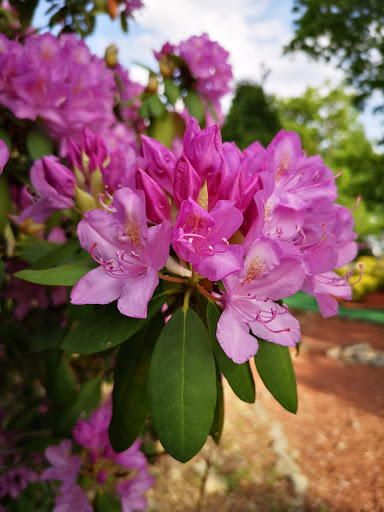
(184, 90), (206, 126)
(30, 238), (81, 269)
(164, 78), (180, 106)
(109, 313), (164, 452)
(14, 258), (96, 286)
(210, 365), (224, 445)
(18, 238), (62, 265)
(148, 307), (216, 463)
(207, 302), (255, 403)
(254, 339), (298, 414)
(26, 129), (54, 160)
(62, 290), (168, 354)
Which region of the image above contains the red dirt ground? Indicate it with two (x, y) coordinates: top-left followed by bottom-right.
(147, 311), (384, 512)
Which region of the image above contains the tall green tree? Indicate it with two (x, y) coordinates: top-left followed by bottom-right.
(221, 82), (282, 149)
(286, 1), (384, 112)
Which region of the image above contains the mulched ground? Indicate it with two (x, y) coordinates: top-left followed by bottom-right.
(146, 310), (384, 512)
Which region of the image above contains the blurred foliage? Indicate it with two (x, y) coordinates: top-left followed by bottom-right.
(276, 84), (384, 236)
(286, 0), (384, 119)
(3, 0), (133, 37)
(221, 82), (282, 149)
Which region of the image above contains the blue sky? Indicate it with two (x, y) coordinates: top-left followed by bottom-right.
(34, 0), (382, 146)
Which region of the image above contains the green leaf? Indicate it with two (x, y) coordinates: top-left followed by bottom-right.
(14, 258), (96, 286)
(109, 313), (164, 452)
(120, 11), (128, 33)
(45, 353), (77, 412)
(147, 307), (216, 463)
(62, 290), (168, 354)
(254, 339), (297, 414)
(138, 97), (151, 118)
(18, 238), (62, 265)
(164, 78), (180, 106)
(207, 302), (255, 403)
(147, 111), (175, 148)
(56, 376), (102, 436)
(139, 95), (165, 119)
(0, 173), (11, 235)
(184, 90), (206, 127)
(95, 490), (122, 512)
(147, 95), (166, 118)
(26, 129), (54, 160)
(29, 317), (64, 352)
(30, 238), (81, 270)
(210, 365), (224, 445)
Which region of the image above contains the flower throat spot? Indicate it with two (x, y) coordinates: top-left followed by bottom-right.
(244, 256), (267, 283)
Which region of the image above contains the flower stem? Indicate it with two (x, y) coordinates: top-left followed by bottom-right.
(196, 283), (221, 302)
(158, 273), (188, 284)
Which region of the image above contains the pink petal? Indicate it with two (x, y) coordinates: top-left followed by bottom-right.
(195, 245), (243, 281)
(216, 307), (259, 364)
(117, 268), (159, 318)
(249, 302), (300, 346)
(70, 267), (123, 305)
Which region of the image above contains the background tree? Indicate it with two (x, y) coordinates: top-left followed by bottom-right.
(285, 1), (384, 115)
(221, 82), (282, 149)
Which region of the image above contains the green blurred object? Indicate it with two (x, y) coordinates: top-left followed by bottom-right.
(285, 292), (384, 324)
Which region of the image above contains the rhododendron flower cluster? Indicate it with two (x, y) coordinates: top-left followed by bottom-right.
(0, 32), (115, 153)
(155, 33), (233, 125)
(41, 401), (154, 512)
(69, 117), (357, 364)
(0, 4), (364, 506)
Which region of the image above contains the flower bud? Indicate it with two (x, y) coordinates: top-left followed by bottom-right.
(136, 168), (172, 223)
(173, 155), (201, 209)
(140, 135), (176, 194)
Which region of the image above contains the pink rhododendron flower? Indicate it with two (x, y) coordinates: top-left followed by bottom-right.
(0, 33), (115, 154)
(53, 485), (92, 512)
(41, 439), (82, 492)
(71, 188), (171, 318)
(18, 156), (76, 223)
(117, 469), (155, 512)
(217, 237), (304, 363)
(172, 197), (244, 281)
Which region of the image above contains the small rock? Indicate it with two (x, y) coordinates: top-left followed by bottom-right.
(192, 460), (206, 477)
(326, 343), (384, 367)
(336, 441), (347, 451)
(289, 473), (308, 496)
(272, 436), (288, 458)
(275, 455), (299, 476)
(204, 471), (228, 495)
(269, 421), (284, 440)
